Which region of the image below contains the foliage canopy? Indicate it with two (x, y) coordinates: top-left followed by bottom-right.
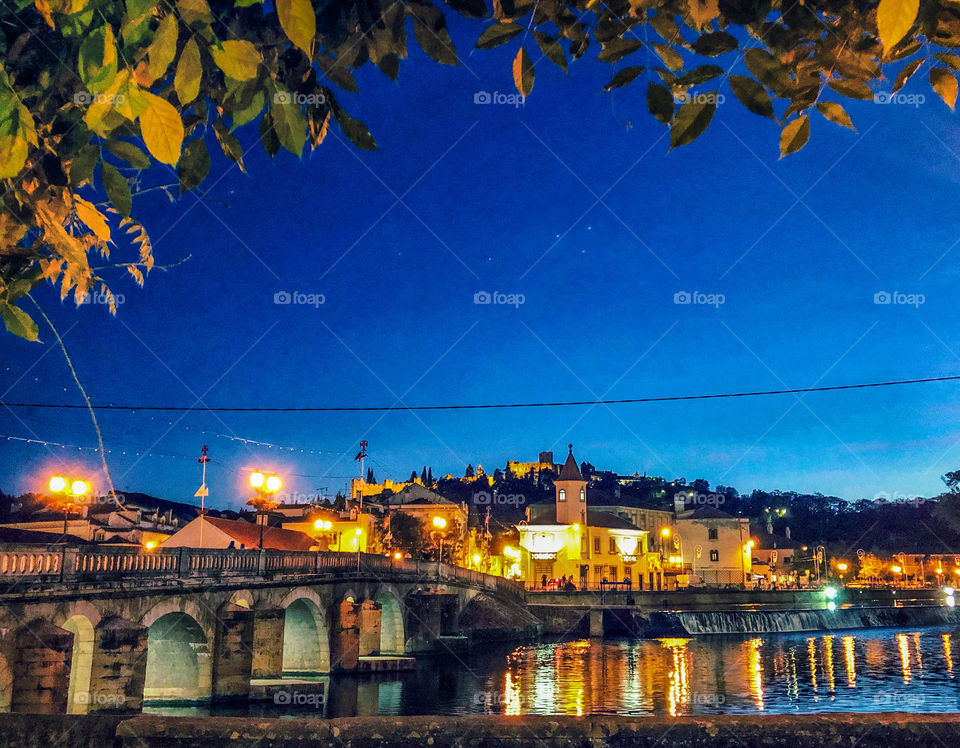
(0, 0), (955, 339)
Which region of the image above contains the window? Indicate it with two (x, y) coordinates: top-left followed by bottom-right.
(710, 550), (719, 562)
(608, 565), (618, 578)
(579, 488), (585, 502)
(609, 538), (617, 554)
(581, 537), (587, 553)
(708, 527), (718, 541)
(558, 488), (566, 502)
(593, 537), (600, 553)
(594, 565), (603, 577)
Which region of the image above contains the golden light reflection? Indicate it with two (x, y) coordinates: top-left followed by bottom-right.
(747, 638), (764, 711)
(842, 636), (856, 688)
(787, 649), (799, 700)
(912, 633), (923, 671)
(897, 633), (912, 684)
(944, 634), (954, 677)
(503, 671), (522, 716)
(823, 636), (835, 693)
(808, 637), (818, 696)
(659, 638), (690, 716)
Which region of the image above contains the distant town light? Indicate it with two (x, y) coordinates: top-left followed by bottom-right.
(827, 601), (837, 612)
(837, 562), (848, 572)
(432, 516), (447, 529)
(947, 596), (956, 608)
(393, 552), (403, 560)
(314, 519), (332, 530)
(892, 565), (903, 574)
(49, 476), (66, 493)
(355, 528), (362, 536)
(572, 524), (580, 532)
(473, 554), (482, 565)
(945, 587), (955, 596)
(144, 541), (156, 550)
(661, 528), (671, 537)
(824, 586), (838, 600)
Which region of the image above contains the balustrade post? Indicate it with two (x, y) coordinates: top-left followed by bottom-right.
(60, 546), (78, 583)
(257, 549), (266, 576)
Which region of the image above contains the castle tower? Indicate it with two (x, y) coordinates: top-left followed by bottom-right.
(555, 444), (587, 525)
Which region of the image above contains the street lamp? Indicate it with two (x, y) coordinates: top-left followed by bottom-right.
(432, 516), (447, 568)
(355, 527), (363, 571)
(247, 471), (281, 549)
(48, 475), (90, 535)
(837, 561), (848, 587)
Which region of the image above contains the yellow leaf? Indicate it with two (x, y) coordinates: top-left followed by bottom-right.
(74, 196), (111, 241)
(877, 0), (919, 53)
(147, 13), (179, 82)
(139, 93), (184, 165)
(779, 115), (810, 158)
(211, 40), (262, 81)
(175, 38), (202, 105)
(931, 67), (959, 110)
(35, 0), (54, 28)
(0, 134), (28, 179)
(276, 0), (315, 55)
(512, 46), (534, 97)
(177, 0), (212, 25)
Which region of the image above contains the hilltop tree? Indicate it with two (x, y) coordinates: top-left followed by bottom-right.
(387, 511), (427, 557)
(366, 467), (376, 484)
(420, 466), (427, 483)
(410, 470), (418, 483)
(465, 464), (474, 478)
(427, 467), (433, 485)
(3, 0), (959, 340)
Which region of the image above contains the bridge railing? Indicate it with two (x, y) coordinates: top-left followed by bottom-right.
(0, 544), (525, 600)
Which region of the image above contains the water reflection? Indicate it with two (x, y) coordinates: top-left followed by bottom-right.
(145, 626), (960, 718)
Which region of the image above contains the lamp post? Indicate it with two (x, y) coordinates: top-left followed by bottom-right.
(355, 527), (363, 571)
(247, 471), (281, 549)
(48, 476), (90, 536)
(837, 561), (848, 587)
(432, 516), (447, 571)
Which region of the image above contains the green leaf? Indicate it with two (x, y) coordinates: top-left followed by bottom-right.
(276, 0), (316, 55)
(603, 66), (645, 91)
(445, 0), (487, 19)
(0, 134), (28, 179)
(213, 120), (245, 172)
(534, 31), (567, 73)
(670, 95), (716, 148)
(475, 23), (524, 49)
(101, 160), (131, 216)
(175, 38), (202, 105)
(512, 46), (534, 96)
(79, 25), (117, 94)
(931, 67), (959, 110)
(691, 31), (738, 57)
(646, 82), (674, 125)
(877, 0), (919, 54)
(177, 137), (210, 192)
(677, 65), (723, 87)
(178, 0), (213, 26)
(69, 144), (100, 185)
(211, 40), (262, 82)
(317, 57), (359, 93)
(105, 140), (151, 169)
(333, 107), (377, 150)
(271, 92), (307, 155)
(816, 101), (856, 131)
(728, 75), (774, 119)
(414, 19), (459, 65)
(598, 38), (642, 64)
(652, 43), (683, 71)
(259, 112), (280, 158)
(232, 90), (264, 129)
(0, 301), (39, 342)
(779, 115), (810, 158)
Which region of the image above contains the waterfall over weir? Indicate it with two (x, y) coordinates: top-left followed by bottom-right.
(645, 605), (960, 636)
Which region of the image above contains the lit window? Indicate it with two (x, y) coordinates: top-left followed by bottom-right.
(710, 550), (719, 562)
(559, 489), (566, 502)
(580, 488), (585, 502)
(609, 538), (617, 554)
(593, 537), (600, 553)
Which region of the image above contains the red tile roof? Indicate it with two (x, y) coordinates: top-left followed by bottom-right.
(202, 516), (316, 551)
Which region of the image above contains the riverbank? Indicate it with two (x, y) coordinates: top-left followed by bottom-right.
(2, 713), (959, 747)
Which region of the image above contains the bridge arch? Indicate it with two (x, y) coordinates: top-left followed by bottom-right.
(228, 590), (254, 609)
(142, 609), (212, 704)
(0, 652), (12, 713)
(280, 589), (330, 675)
(375, 588), (406, 654)
(54, 602), (101, 715)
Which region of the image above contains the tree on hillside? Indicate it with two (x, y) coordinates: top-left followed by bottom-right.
(388, 511), (428, 557)
(2, 0), (957, 341)
(410, 470), (418, 483)
(465, 464), (474, 478)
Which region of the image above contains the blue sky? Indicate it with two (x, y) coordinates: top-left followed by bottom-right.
(4, 17), (960, 509)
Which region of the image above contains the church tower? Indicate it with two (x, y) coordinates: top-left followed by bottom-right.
(555, 444), (587, 525)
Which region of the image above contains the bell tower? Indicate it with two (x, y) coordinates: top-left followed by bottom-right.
(555, 444), (587, 525)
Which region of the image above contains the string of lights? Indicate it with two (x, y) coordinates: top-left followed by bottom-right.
(2, 374), (959, 411)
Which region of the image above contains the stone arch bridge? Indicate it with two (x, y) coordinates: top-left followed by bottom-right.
(0, 544), (529, 714)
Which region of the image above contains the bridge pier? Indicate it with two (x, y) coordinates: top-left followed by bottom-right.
(11, 619), (73, 714)
(89, 616), (147, 713)
(212, 605), (256, 701)
(358, 600), (382, 657)
(331, 599), (361, 671)
(589, 609), (604, 637)
(251, 608), (285, 679)
(404, 592), (459, 653)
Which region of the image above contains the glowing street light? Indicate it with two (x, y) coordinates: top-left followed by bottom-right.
(247, 470), (281, 549)
(144, 541), (156, 551)
(48, 474), (90, 534)
(249, 471), (265, 489)
(432, 516), (447, 529)
(314, 519), (332, 531)
(432, 516), (448, 568)
(49, 476), (66, 493)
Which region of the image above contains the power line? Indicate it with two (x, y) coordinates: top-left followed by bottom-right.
(2, 374), (959, 412)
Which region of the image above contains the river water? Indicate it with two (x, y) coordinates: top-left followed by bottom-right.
(146, 625), (960, 718)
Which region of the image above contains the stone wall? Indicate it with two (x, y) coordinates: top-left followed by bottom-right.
(2, 713), (960, 747)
